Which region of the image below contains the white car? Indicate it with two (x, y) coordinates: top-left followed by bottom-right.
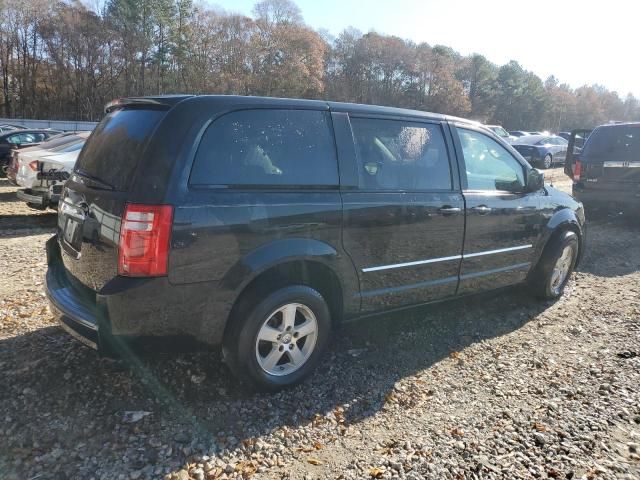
(484, 125), (518, 142)
(16, 146), (84, 209)
(7, 132), (88, 184)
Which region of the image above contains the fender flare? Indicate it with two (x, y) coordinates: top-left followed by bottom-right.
(220, 237), (360, 315)
(534, 208), (585, 268)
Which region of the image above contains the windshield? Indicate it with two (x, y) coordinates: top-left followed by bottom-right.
(490, 126), (510, 137)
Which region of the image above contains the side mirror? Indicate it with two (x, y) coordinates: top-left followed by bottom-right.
(526, 168), (544, 192)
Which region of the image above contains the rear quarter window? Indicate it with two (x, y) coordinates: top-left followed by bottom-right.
(190, 109), (338, 187)
(75, 108), (166, 190)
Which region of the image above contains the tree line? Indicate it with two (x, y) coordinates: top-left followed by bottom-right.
(1, 0), (639, 130)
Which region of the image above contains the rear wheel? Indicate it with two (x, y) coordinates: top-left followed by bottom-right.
(541, 154), (553, 169)
(530, 230), (579, 299)
(223, 285), (331, 391)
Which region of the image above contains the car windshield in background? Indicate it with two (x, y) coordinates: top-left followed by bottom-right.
(490, 126), (510, 137)
(513, 135), (546, 145)
(57, 140), (86, 153)
(582, 125), (640, 160)
(74, 108), (165, 190)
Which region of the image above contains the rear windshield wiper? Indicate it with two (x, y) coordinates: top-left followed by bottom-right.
(74, 168), (115, 191)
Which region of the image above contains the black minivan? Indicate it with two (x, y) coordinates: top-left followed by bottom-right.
(46, 96), (586, 390)
(566, 123), (640, 211)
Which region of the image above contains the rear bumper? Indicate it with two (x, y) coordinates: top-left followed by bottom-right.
(573, 185), (640, 209)
(17, 188), (60, 208)
(17, 189), (45, 205)
(46, 236), (101, 349)
(45, 235), (229, 350)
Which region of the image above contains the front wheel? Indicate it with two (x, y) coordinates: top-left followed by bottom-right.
(223, 285), (331, 391)
(530, 230), (579, 299)
(541, 154), (553, 169)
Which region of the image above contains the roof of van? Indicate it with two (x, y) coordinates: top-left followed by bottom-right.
(107, 94), (474, 125)
(596, 122), (640, 129)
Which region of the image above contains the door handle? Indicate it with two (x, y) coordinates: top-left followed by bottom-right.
(438, 206), (462, 215)
(472, 205), (492, 215)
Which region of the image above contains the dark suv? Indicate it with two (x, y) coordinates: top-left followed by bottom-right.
(46, 96), (586, 390)
(566, 123), (640, 211)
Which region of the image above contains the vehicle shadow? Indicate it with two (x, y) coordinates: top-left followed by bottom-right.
(0, 286), (551, 477)
(0, 190), (21, 202)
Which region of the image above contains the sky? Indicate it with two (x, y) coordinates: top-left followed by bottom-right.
(207, 0), (640, 98)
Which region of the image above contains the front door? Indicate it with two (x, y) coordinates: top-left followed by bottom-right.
(452, 125), (544, 294)
(338, 115), (465, 311)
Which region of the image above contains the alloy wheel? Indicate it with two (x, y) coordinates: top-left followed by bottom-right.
(255, 303), (318, 376)
(550, 245), (574, 295)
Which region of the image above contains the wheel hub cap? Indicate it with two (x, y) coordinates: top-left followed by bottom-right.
(255, 303), (318, 376)
(550, 245), (574, 295)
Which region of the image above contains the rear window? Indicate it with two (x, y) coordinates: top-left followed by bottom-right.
(41, 135), (83, 151)
(583, 125), (640, 161)
(190, 109), (338, 187)
(75, 108), (165, 190)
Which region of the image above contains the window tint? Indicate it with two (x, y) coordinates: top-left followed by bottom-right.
(583, 126), (640, 160)
(75, 108), (166, 191)
(458, 129), (526, 192)
(191, 109), (338, 187)
(350, 118), (452, 191)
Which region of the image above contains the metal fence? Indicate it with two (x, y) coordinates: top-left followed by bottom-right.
(0, 117), (97, 131)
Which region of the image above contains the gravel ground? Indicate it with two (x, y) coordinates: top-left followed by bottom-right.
(0, 178), (57, 229)
(1, 170), (639, 480)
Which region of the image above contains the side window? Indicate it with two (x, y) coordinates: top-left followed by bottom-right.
(350, 118), (452, 191)
(190, 109), (338, 187)
(9, 133), (38, 144)
(458, 129), (526, 192)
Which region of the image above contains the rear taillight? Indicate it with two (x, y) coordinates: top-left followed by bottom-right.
(573, 157), (582, 181)
(118, 204), (173, 277)
(28, 160), (39, 171)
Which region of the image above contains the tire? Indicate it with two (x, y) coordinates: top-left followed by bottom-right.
(541, 154), (552, 169)
(530, 230), (579, 299)
(223, 285), (331, 391)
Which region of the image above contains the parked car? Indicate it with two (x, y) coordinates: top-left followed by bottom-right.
(485, 124), (517, 141)
(510, 134), (569, 169)
(509, 130), (530, 138)
(565, 123), (640, 211)
(17, 144), (85, 210)
(0, 129), (62, 176)
(46, 95), (585, 390)
(5, 132), (85, 184)
(558, 131), (588, 149)
(0, 123), (26, 134)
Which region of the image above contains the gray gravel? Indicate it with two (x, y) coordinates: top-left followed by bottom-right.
(1, 173), (639, 480)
